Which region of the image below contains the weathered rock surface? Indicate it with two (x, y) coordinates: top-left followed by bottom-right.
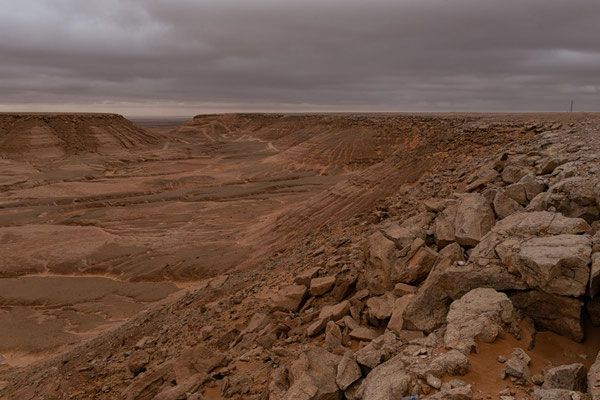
(496, 234), (591, 297)
(364, 213), (435, 293)
(529, 175), (600, 223)
(336, 352), (361, 391)
(402, 259), (527, 332)
(493, 190), (523, 219)
(358, 354), (411, 400)
(438, 241), (465, 263)
(509, 290), (584, 342)
(454, 193), (496, 247)
(465, 209), (593, 335)
(444, 288), (516, 353)
(365, 292), (395, 322)
(393, 282), (417, 297)
(533, 388), (587, 400)
(502, 348), (531, 386)
(386, 294), (414, 334)
(433, 201), (458, 248)
(355, 332), (400, 369)
(589, 351), (600, 400)
(427, 386), (473, 400)
(543, 363), (587, 392)
(349, 326), (379, 342)
(127, 350), (151, 376)
(310, 276), (336, 297)
(284, 347), (342, 400)
(271, 285), (308, 313)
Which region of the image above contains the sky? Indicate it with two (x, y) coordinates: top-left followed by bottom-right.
(0, 0), (599, 117)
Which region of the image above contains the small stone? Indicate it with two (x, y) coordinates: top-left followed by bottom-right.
(127, 350), (150, 376)
(498, 355), (507, 363)
(532, 373), (544, 385)
(349, 327), (380, 342)
(448, 379), (467, 388)
(542, 363), (587, 392)
(426, 374), (442, 389)
(336, 352), (362, 391)
(393, 282), (417, 297)
(294, 267), (321, 287)
(309, 276), (336, 296)
(270, 285), (307, 312)
(306, 318), (328, 336)
(325, 321), (343, 352)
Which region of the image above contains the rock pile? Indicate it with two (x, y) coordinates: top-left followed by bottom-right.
(264, 129), (600, 399)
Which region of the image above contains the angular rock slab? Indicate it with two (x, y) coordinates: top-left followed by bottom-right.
(358, 354), (411, 400)
(364, 212), (434, 294)
(509, 290), (584, 342)
(453, 193), (496, 247)
(542, 363), (587, 392)
(285, 347), (342, 400)
(496, 234), (591, 297)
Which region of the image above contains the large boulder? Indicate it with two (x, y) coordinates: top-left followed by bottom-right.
(496, 234), (592, 297)
(284, 347), (342, 400)
(543, 363), (587, 392)
(453, 193), (496, 247)
(471, 211), (592, 297)
(393, 245), (439, 285)
(364, 213), (435, 293)
(444, 288), (517, 353)
(310, 276), (336, 297)
(409, 350), (471, 378)
(402, 258), (527, 332)
(509, 291), (584, 342)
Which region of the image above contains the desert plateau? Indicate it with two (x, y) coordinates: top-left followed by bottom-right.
(0, 112), (600, 400)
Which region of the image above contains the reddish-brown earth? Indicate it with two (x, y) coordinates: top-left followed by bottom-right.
(1, 112), (600, 399)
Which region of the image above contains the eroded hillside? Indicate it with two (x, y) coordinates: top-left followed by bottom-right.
(1, 113), (600, 400)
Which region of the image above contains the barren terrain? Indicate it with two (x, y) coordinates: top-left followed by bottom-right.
(1, 112), (600, 399)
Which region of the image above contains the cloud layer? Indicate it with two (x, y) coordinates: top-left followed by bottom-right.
(1, 0), (599, 116)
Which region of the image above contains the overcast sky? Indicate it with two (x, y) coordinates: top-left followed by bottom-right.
(0, 0), (598, 117)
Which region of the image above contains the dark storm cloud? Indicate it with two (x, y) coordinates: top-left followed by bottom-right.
(0, 0), (599, 116)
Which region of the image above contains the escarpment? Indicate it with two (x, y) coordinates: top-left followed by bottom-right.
(2, 113), (600, 400)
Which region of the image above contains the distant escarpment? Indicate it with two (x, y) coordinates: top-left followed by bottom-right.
(0, 113), (162, 159)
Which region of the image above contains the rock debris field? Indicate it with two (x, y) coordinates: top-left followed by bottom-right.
(1, 112), (600, 400)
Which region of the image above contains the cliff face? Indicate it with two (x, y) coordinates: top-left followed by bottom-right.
(0, 113), (162, 159)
